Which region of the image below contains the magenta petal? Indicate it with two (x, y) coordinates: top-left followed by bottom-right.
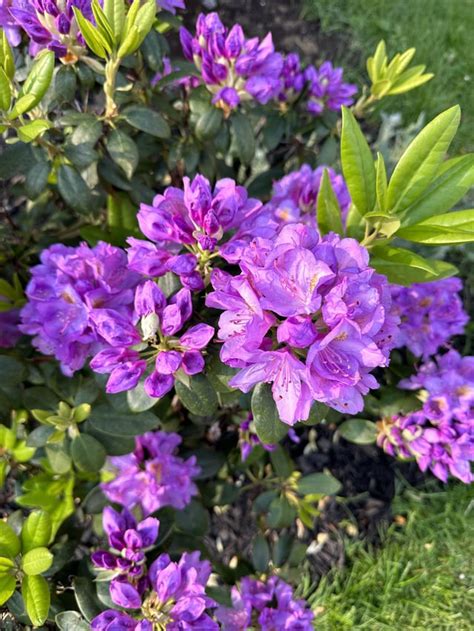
(109, 580), (142, 609)
(144, 372), (175, 398)
(180, 323), (214, 350)
(181, 351), (205, 375)
(155, 350), (182, 375)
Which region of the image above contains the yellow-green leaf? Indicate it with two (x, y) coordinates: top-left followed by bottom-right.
(0, 574), (15, 606)
(21, 511), (52, 553)
(22, 574), (50, 626)
(21, 547), (53, 576)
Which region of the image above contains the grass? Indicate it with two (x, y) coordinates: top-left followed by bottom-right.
(308, 483), (474, 629)
(304, 0), (474, 152)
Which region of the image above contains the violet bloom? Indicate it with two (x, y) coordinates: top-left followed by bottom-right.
(151, 55), (200, 90)
(391, 277), (468, 358)
(305, 61), (357, 115)
(216, 576), (314, 631)
(0, 291), (22, 348)
(128, 174), (262, 289)
(8, 0), (95, 60)
(180, 12), (283, 111)
(378, 350), (474, 484)
(20, 242), (140, 376)
(0, 1), (21, 46)
(92, 507), (159, 609)
(156, 0), (184, 14)
(90, 280), (214, 398)
(207, 223), (399, 425)
(265, 163), (351, 228)
(101, 430), (200, 516)
(278, 52), (305, 101)
(91, 551), (218, 631)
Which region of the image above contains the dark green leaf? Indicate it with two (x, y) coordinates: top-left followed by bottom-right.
(25, 161), (50, 199)
(56, 611), (90, 631)
(107, 129), (139, 179)
(267, 496), (296, 528)
(175, 500), (209, 536)
(195, 107), (223, 141)
(270, 446), (294, 479)
(297, 472), (342, 496)
(74, 576), (103, 622)
(87, 405), (159, 437)
(252, 534), (270, 572)
(57, 165), (94, 213)
(231, 111), (255, 164)
(251, 383), (288, 444)
(175, 374), (218, 416)
(71, 434), (106, 472)
(122, 105), (170, 138)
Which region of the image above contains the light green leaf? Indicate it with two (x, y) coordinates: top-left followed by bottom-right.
(400, 154), (474, 226)
(251, 383), (289, 444)
(0, 520), (20, 558)
(21, 511), (52, 554)
(297, 472), (342, 496)
(0, 556), (15, 571)
(17, 120), (51, 143)
(72, 8), (110, 58)
(387, 106), (461, 214)
(0, 574), (15, 606)
(338, 419), (378, 444)
(0, 30), (15, 80)
(0, 66), (11, 111)
(341, 106), (376, 215)
(126, 381), (157, 412)
(397, 209), (474, 245)
(370, 245), (457, 285)
(21, 547), (53, 576)
(22, 574), (50, 626)
(104, 0), (126, 41)
(375, 152), (388, 212)
(317, 168), (344, 235)
(9, 50), (54, 118)
(91, 0), (115, 47)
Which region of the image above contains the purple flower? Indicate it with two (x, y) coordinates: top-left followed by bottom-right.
(92, 507), (159, 609)
(305, 61), (357, 115)
(156, 0), (184, 14)
(0, 1), (22, 46)
(391, 277), (468, 358)
(20, 242), (140, 376)
(91, 551), (218, 631)
(278, 52), (305, 100)
(378, 350), (474, 484)
(0, 288), (22, 348)
(128, 175), (262, 289)
(180, 13), (283, 111)
(216, 576), (314, 630)
(151, 55), (200, 90)
(101, 430), (200, 516)
(265, 164), (352, 228)
(90, 280), (214, 397)
(207, 223), (399, 425)
(8, 0), (95, 60)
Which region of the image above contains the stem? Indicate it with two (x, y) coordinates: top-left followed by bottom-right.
(104, 55), (121, 121)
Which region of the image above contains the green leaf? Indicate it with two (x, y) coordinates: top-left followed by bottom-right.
(0, 520), (20, 558)
(297, 472), (342, 496)
(206, 354), (237, 394)
(126, 381), (157, 412)
(175, 374), (218, 416)
(56, 610), (90, 631)
(22, 575), (50, 627)
(175, 499), (209, 536)
(341, 106), (376, 215)
(71, 434), (106, 472)
(270, 446), (294, 479)
(231, 111), (255, 164)
(0, 356), (27, 387)
(9, 51), (54, 118)
(251, 383), (289, 444)
(54, 65), (77, 103)
(375, 152), (388, 212)
(25, 161), (50, 199)
(397, 209), (474, 245)
(91, 0), (115, 48)
(267, 496), (296, 528)
(192, 448), (226, 480)
(195, 107), (223, 141)
(72, 8), (109, 58)
(122, 105), (170, 138)
(317, 168), (344, 234)
(45, 444), (72, 474)
(118, 0), (156, 57)
(387, 106), (461, 214)
(370, 245), (458, 285)
(0, 556), (15, 571)
(0, 66), (11, 111)
(400, 154), (474, 226)
(338, 419), (378, 444)
(0, 574), (16, 606)
(107, 129), (139, 179)
(263, 113), (286, 151)
(17, 119), (51, 143)
(21, 511), (52, 554)
(0, 30), (15, 80)
(87, 405), (158, 437)
(57, 165), (94, 213)
(21, 547), (53, 576)
(104, 0), (125, 40)
(73, 576), (103, 622)
(251, 534), (270, 573)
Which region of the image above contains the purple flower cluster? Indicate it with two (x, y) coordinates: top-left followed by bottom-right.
(180, 12), (283, 111)
(151, 55), (200, 90)
(19, 242), (139, 376)
(92, 507), (216, 630)
(278, 53), (357, 115)
(215, 576), (314, 630)
(0, 1), (21, 46)
(264, 163), (351, 228)
(156, 0), (184, 14)
(5, 0), (94, 60)
(391, 277), (468, 358)
(304, 61), (357, 116)
(92, 507), (159, 605)
(207, 223), (399, 425)
(128, 174), (262, 289)
(0, 289), (22, 348)
(378, 350), (474, 483)
(90, 280), (214, 397)
(101, 430), (200, 516)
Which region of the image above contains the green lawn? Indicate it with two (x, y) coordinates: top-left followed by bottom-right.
(308, 483), (474, 629)
(304, 0), (474, 152)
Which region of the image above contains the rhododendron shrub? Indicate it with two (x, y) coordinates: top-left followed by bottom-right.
(0, 0), (472, 627)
